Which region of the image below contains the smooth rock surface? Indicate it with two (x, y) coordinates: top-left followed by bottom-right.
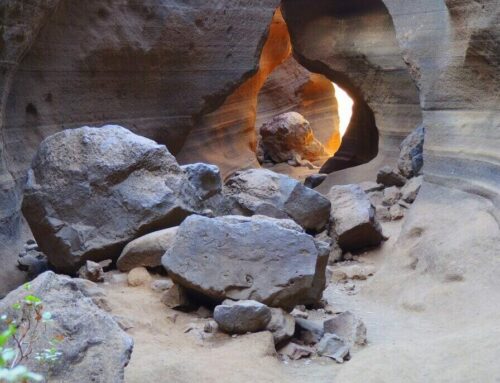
(22, 126), (193, 273)
(0, 271), (133, 383)
(162, 215), (329, 310)
(327, 185), (385, 251)
(117, 227), (179, 272)
(214, 300), (272, 334)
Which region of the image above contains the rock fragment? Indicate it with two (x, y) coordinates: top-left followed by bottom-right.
(77, 260), (105, 283)
(317, 334), (350, 363)
(398, 125), (425, 178)
(401, 175), (423, 203)
(127, 267), (152, 287)
(327, 185), (385, 251)
(117, 227), (178, 272)
(323, 311), (367, 346)
(376, 166), (407, 187)
(214, 300), (272, 334)
(181, 163), (222, 200)
(265, 308), (296, 346)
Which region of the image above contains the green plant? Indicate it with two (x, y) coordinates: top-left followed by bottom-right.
(0, 283), (63, 383)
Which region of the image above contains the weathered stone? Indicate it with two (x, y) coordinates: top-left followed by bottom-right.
(401, 176), (423, 203)
(127, 267), (152, 287)
(324, 311), (367, 346)
(162, 215), (329, 310)
(327, 185), (385, 252)
(161, 284), (195, 311)
(295, 318), (325, 345)
(377, 166), (407, 187)
(214, 300), (272, 334)
(398, 125), (425, 178)
(389, 204), (405, 221)
(304, 174), (328, 189)
(22, 126), (194, 274)
(382, 186), (402, 206)
(150, 279), (174, 293)
(359, 181), (385, 193)
(77, 260), (105, 283)
(278, 342), (315, 360)
(0, 272), (133, 383)
(265, 308), (296, 346)
(224, 168), (331, 231)
(181, 163), (222, 201)
(317, 334), (350, 363)
(258, 112), (328, 164)
(117, 227), (179, 272)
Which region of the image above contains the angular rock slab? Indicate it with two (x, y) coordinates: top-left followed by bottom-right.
(22, 126), (193, 273)
(117, 227), (179, 272)
(0, 272), (133, 383)
(324, 311), (367, 346)
(224, 168), (331, 232)
(214, 300), (272, 334)
(266, 308), (296, 346)
(162, 215), (329, 310)
(327, 185), (385, 252)
(398, 125), (425, 178)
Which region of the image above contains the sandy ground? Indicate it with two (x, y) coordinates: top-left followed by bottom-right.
(102, 184), (500, 383)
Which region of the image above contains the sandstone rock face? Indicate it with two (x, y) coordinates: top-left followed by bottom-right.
(256, 56), (341, 154)
(214, 300), (272, 334)
(117, 227), (179, 272)
(22, 126), (193, 273)
(162, 215), (329, 310)
(0, 272), (133, 383)
(282, 0), (423, 173)
(327, 185), (384, 252)
(258, 112), (328, 164)
(224, 168), (331, 231)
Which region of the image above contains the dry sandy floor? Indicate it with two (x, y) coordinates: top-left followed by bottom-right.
(104, 211), (500, 383)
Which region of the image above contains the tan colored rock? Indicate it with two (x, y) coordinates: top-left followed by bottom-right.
(127, 267), (152, 287)
(117, 227), (179, 272)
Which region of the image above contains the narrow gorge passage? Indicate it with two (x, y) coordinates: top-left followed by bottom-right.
(0, 1), (499, 383)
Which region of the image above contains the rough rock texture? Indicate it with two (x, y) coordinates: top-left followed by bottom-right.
(162, 215), (329, 310)
(258, 112), (328, 164)
(377, 166), (407, 188)
(0, 272), (133, 382)
(214, 300), (272, 334)
(282, 0), (423, 173)
(0, 0), (281, 293)
(397, 125), (425, 178)
(22, 126), (193, 273)
(117, 227), (179, 272)
(181, 163), (222, 201)
(401, 176), (423, 204)
(266, 308), (296, 346)
(224, 168), (331, 231)
(256, 56), (341, 154)
(327, 185), (384, 251)
(317, 334), (350, 363)
(323, 311), (367, 346)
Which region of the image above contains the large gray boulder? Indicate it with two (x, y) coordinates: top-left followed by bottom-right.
(0, 272), (133, 383)
(116, 227), (178, 272)
(22, 126), (194, 273)
(162, 215), (329, 310)
(398, 125), (425, 178)
(327, 185), (385, 251)
(214, 300), (272, 334)
(224, 168), (331, 232)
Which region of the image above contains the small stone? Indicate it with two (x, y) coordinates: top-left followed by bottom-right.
(317, 334), (350, 363)
(401, 175), (423, 203)
(204, 320), (218, 334)
(278, 342), (315, 360)
(323, 311), (367, 346)
(291, 308), (309, 319)
(376, 166), (407, 187)
(214, 300), (272, 334)
(78, 260), (105, 283)
(389, 204), (405, 220)
(382, 186), (402, 206)
(359, 181), (384, 193)
(181, 163), (223, 200)
(150, 279), (174, 292)
(161, 284), (195, 311)
(127, 267), (152, 287)
(265, 308), (295, 346)
(295, 318), (325, 345)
